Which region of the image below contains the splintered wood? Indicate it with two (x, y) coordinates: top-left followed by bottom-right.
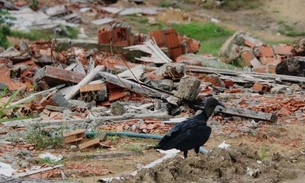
(63, 129), (100, 150)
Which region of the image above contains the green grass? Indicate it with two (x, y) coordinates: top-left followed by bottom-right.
(201, 0), (261, 11)
(171, 22), (233, 55)
(171, 22), (232, 41)
(124, 144), (144, 152)
(260, 145), (268, 161)
(26, 124), (65, 149)
(199, 36), (230, 56)
(278, 24), (305, 37)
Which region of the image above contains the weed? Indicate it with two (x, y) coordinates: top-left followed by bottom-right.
(107, 135), (119, 143)
(260, 145), (268, 161)
(0, 89), (21, 119)
(125, 144), (144, 152)
(38, 158), (65, 165)
(158, 1), (171, 8)
(278, 24), (305, 37)
(26, 124), (66, 149)
(202, 0), (261, 11)
(0, 25), (11, 48)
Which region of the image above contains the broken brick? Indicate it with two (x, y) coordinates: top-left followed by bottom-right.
(0, 64), (27, 91)
(252, 83), (271, 93)
(259, 46), (274, 57)
(80, 82), (107, 102)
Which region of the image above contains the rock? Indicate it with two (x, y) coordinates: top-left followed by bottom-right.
(16, 149), (31, 158)
(70, 145), (78, 151)
(110, 102), (126, 115)
(175, 75), (201, 101)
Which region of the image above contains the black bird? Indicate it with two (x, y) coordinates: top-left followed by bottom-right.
(154, 97), (225, 159)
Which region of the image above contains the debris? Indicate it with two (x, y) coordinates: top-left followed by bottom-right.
(34, 66), (86, 89)
(215, 106), (277, 122)
(64, 65), (105, 100)
(64, 129), (86, 145)
(0, 162), (15, 177)
(78, 138), (100, 150)
(110, 102), (126, 115)
(175, 75), (201, 101)
(80, 81), (107, 102)
(218, 141), (231, 149)
(125, 39), (172, 63)
(246, 167), (260, 178)
(99, 71), (180, 104)
(13, 165), (63, 178)
(38, 153), (63, 163)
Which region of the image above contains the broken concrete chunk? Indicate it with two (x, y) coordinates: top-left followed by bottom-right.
(154, 63), (185, 80)
(175, 75), (201, 101)
(33, 66), (86, 88)
(40, 91), (71, 108)
(158, 79), (174, 91)
(110, 102), (126, 115)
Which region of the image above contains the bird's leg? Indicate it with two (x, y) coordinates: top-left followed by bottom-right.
(183, 151), (188, 159)
(194, 146), (200, 156)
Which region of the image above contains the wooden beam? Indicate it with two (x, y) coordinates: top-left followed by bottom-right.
(187, 65), (305, 83)
(215, 106), (277, 122)
(99, 71), (179, 101)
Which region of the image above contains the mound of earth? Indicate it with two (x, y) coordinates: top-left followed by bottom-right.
(110, 144), (305, 183)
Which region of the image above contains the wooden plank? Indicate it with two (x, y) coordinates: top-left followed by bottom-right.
(186, 65), (305, 83)
(63, 129), (86, 137)
(215, 106), (277, 122)
(34, 66), (86, 87)
(99, 71), (179, 101)
(64, 65), (105, 100)
(78, 138), (100, 150)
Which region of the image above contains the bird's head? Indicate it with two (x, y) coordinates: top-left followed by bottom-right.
(204, 97), (225, 118)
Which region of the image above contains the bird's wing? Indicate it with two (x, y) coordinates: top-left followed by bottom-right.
(155, 120), (202, 150)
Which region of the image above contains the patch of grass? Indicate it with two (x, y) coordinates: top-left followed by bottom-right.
(0, 25), (11, 48)
(122, 15), (165, 34)
(0, 89), (21, 119)
(158, 1), (171, 8)
(171, 22), (232, 55)
(10, 29), (53, 41)
(199, 36), (230, 56)
(171, 22), (232, 41)
(38, 158), (64, 165)
(26, 124), (65, 149)
(278, 24), (305, 37)
(202, 0), (261, 11)
(124, 144), (144, 152)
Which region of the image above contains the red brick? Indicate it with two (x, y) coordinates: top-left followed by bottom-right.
(259, 46), (274, 57)
(241, 51), (255, 65)
(273, 45), (293, 55)
(244, 39), (255, 48)
(252, 83), (271, 93)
